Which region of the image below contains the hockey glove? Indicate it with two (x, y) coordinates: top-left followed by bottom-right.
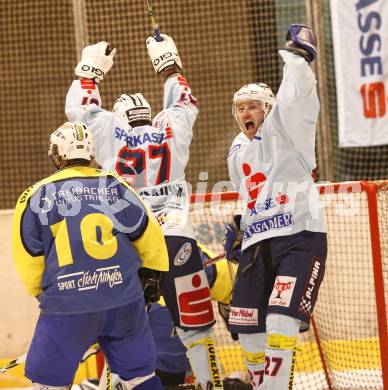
(75, 41), (116, 82)
(138, 267), (164, 305)
(146, 34), (182, 73)
(284, 24), (317, 62)
(218, 302), (238, 341)
(224, 215), (244, 261)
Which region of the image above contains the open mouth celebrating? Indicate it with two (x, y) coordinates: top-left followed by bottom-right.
(245, 121), (255, 132)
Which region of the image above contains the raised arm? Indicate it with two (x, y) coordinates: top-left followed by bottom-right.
(65, 42), (125, 167)
(146, 34), (198, 136)
(272, 25), (320, 167)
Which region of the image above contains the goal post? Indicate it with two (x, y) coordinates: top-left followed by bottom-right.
(189, 181), (388, 389)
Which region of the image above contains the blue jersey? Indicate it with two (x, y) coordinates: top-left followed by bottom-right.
(12, 166), (169, 314)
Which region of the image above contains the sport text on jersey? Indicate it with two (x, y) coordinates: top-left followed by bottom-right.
(57, 266), (123, 293)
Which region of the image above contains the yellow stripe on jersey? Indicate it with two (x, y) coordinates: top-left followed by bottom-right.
(12, 186), (44, 297)
(132, 214), (169, 271)
(156, 296), (166, 307)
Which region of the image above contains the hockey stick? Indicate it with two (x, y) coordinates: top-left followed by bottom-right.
(0, 354), (26, 374)
(145, 0), (162, 42)
(203, 251), (236, 286)
(0, 344), (101, 374)
(203, 252), (226, 268)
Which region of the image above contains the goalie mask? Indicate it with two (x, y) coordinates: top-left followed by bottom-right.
(48, 122), (94, 161)
(232, 83), (276, 132)
(113, 93), (152, 128)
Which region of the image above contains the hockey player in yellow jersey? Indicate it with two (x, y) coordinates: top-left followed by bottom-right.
(12, 121), (169, 390)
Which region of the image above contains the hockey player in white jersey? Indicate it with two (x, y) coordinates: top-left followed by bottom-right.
(224, 25), (327, 389)
(65, 35), (224, 389)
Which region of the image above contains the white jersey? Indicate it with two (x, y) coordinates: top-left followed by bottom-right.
(65, 75), (198, 238)
(228, 50), (326, 251)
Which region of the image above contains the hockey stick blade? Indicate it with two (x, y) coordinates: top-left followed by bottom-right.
(0, 354), (27, 374)
(0, 344), (101, 374)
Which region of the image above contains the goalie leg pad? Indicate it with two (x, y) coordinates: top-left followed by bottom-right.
(263, 314), (300, 390)
(238, 333), (266, 389)
(176, 328), (223, 389)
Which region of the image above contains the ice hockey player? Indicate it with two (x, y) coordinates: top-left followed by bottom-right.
(12, 122), (169, 390)
(224, 24), (327, 389)
(65, 34), (223, 389)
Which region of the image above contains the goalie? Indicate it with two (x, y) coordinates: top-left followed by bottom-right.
(225, 25), (327, 389)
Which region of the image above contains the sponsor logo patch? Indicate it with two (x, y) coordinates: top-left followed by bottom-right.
(174, 242), (192, 266)
(299, 257), (322, 314)
(205, 339), (223, 388)
(229, 307), (258, 326)
(244, 212), (294, 239)
(269, 276), (296, 307)
(175, 271), (214, 327)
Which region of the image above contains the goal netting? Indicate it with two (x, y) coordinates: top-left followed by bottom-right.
(189, 182), (388, 390)
(4, 0), (388, 210)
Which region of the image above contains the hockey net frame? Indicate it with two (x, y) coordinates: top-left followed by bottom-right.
(188, 181), (388, 390)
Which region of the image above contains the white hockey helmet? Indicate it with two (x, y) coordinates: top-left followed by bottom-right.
(48, 122), (94, 161)
(232, 83), (276, 128)
(112, 93), (151, 128)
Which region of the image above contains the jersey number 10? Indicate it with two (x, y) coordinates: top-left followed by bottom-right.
(51, 213), (117, 267)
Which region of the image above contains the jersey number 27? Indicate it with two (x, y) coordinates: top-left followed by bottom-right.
(115, 142), (171, 187)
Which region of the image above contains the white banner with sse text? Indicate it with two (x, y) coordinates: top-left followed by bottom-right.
(331, 0), (388, 147)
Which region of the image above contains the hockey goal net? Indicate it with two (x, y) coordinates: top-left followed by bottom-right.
(189, 181), (388, 390)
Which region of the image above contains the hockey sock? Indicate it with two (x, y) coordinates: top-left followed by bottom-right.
(261, 314), (300, 390)
(176, 328), (223, 389)
(238, 333), (266, 389)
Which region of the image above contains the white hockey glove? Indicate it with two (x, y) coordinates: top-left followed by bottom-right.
(75, 41), (116, 83)
(146, 34), (182, 73)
